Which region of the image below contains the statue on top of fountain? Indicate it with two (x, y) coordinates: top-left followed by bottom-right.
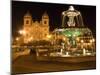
(62, 6), (84, 28)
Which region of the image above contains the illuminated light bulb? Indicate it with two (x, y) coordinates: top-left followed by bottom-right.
(68, 34), (71, 37)
(92, 39), (95, 42)
(47, 34), (52, 39)
(90, 40), (92, 43)
(19, 30), (23, 34)
(63, 37), (66, 41)
(81, 40), (84, 43)
(16, 37), (19, 41)
(19, 30), (26, 35)
(73, 34), (76, 37)
(76, 38), (79, 41)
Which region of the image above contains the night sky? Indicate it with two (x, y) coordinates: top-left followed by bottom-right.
(12, 1), (96, 38)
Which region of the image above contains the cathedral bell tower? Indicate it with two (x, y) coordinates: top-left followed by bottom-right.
(24, 11), (32, 26)
(42, 12), (49, 26)
(23, 11), (32, 43)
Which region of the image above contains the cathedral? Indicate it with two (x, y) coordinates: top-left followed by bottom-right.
(21, 12), (49, 43)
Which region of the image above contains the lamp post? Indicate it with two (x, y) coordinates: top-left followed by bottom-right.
(15, 37), (20, 45)
(16, 37), (19, 41)
(18, 29), (27, 43)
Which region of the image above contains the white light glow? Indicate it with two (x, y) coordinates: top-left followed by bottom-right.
(16, 37), (19, 41)
(19, 30), (26, 35)
(81, 40), (84, 43)
(68, 6), (75, 11)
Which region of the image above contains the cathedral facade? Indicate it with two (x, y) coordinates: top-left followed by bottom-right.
(22, 12), (49, 43)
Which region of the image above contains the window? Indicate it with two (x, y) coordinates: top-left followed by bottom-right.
(44, 28), (47, 31)
(26, 20), (29, 24)
(45, 34), (47, 37)
(44, 21), (47, 24)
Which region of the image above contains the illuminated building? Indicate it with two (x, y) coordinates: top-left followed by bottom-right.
(19, 12), (49, 43)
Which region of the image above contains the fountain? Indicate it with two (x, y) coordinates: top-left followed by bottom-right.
(62, 6), (84, 27)
(53, 6), (95, 54)
(36, 6), (96, 63)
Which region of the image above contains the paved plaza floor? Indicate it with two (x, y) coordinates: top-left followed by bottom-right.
(12, 53), (96, 74)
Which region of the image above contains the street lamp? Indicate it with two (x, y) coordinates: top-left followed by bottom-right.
(90, 39), (95, 43)
(18, 30), (26, 35)
(18, 30), (23, 34)
(16, 37), (19, 41)
(90, 39), (93, 43)
(46, 34), (52, 39)
(81, 40), (84, 43)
